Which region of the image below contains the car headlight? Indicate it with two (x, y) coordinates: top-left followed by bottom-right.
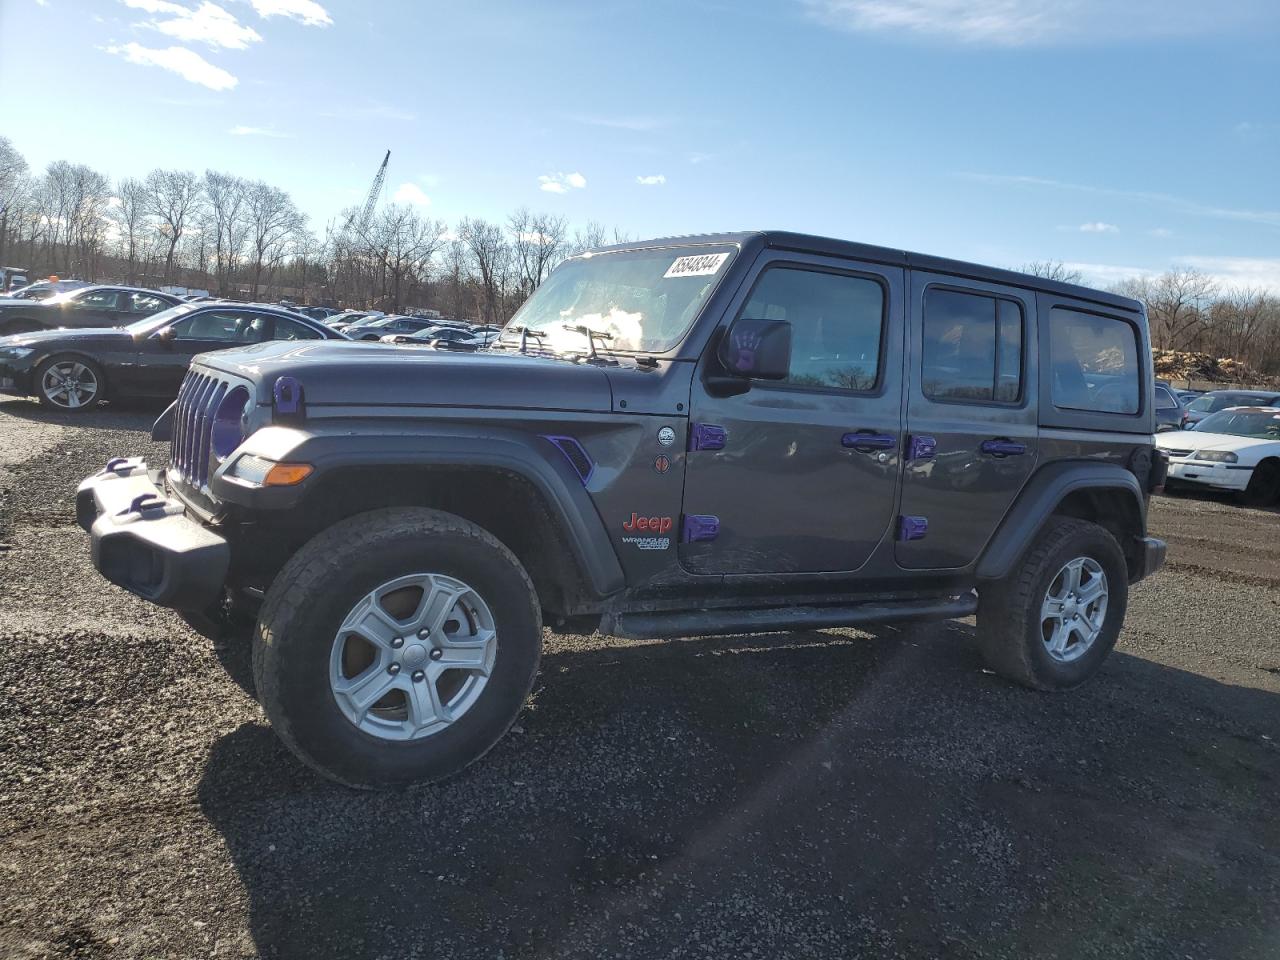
(0, 346), (34, 359)
(1193, 450), (1238, 463)
(226, 454), (313, 487)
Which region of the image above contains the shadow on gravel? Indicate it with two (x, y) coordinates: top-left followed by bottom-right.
(196, 623), (1280, 960)
(0, 395), (169, 429)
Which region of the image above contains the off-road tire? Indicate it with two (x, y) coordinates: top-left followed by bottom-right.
(253, 507), (542, 789)
(977, 517), (1128, 691)
(1240, 460), (1280, 508)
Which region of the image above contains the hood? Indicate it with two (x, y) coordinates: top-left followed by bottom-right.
(195, 339), (615, 412)
(0, 326), (132, 347)
(1157, 431), (1279, 454)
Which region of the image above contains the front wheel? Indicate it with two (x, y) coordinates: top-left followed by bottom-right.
(35, 355), (104, 411)
(977, 518), (1128, 690)
(1240, 460), (1280, 508)
(253, 507), (542, 789)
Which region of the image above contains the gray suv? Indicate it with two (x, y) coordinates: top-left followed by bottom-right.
(76, 232), (1166, 788)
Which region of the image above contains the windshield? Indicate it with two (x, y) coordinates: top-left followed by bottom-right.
(123, 301), (200, 334)
(503, 244), (737, 353)
(1194, 409), (1280, 438)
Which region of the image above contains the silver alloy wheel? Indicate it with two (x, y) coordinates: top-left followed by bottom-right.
(40, 360), (99, 409)
(329, 573), (498, 741)
(1040, 556), (1108, 663)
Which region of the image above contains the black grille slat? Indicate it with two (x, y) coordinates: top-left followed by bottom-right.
(185, 376), (215, 483)
(170, 370), (234, 490)
(194, 381), (226, 487)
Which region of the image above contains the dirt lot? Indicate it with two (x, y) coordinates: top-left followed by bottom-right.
(2, 397), (1278, 960)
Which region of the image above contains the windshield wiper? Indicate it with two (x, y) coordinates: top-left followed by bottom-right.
(501, 324), (547, 354)
(562, 324), (616, 361)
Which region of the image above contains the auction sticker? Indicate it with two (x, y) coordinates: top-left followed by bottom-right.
(663, 252), (729, 279)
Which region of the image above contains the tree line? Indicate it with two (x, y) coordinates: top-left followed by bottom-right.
(0, 136), (626, 324)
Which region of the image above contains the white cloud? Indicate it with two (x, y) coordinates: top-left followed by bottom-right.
(229, 125), (290, 137)
(635, 174), (666, 186)
(246, 0), (332, 26)
(538, 171), (587, 194)
(107, 42), (237, 90)
(572, 115), (665, 132)
(802, 0), (1279, 46)
(1079, 221), (1118, 233)
(392, 182), (431, 206)
(1149, 227), (1174, 238)
(1065, 257), (1280, 293)
(688, 152), (712, 165)
(143, 1), (262, 50)
(956, 171), (1280, 229)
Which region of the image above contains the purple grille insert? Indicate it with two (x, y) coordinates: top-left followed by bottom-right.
(683, 514), (720, 543)
(689, 423), (727, 451)
(541, 435), (595, 486)
(897, 515), (928, 542)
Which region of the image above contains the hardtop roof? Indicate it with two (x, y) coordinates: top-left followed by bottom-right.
(591, 230), (1144, 314)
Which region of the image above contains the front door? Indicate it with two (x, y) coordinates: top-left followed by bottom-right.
(680, 253), (905, 575)
(134, 308), (271, 396)
(896, 274), (1039, 569)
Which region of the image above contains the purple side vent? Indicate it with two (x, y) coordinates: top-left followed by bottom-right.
(683, 514), (720, 543)
(907, 435), (937, 462)
(542, 435), (595, 486)
(689, 423), (727, 451)
(897, 515), (928, 542)
(273, 376), (302, 415)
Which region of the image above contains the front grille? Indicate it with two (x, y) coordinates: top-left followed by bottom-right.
(1164, 448), (1194, 459)
(171, 370), (229, 488)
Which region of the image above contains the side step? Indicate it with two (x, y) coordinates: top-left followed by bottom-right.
(602, 594), (978, 641)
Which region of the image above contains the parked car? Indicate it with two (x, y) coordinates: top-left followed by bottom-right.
(1, 278), (95, 302)
(302, 306), (341, 322)
(0, 300), (347, 411)
(0, 284), (182, 336)
(349, 315), (438, 341)
(1154, 381), (1190, 431)
(1183, 389), (1280, 427)
(1174, 389), (1204, 404)
(331, 311), (386, 333)
(379, 326), (494, 349)
(1156, 406), (1280, 505)
(0, 266), (30, 293)
(75, 230), (1166, 788)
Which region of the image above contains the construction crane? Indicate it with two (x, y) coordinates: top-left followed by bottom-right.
(344, 149), (389, 238)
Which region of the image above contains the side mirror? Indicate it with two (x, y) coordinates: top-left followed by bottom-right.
(717, 317), (791, 380)
(1155, 422), (1179, 433)
(154, 325), (177, 344)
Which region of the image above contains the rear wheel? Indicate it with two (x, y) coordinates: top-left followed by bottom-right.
(978, 518), (1128, 690)
(35, 355), (104, 411)
(253, 507), (542, 789)
(1240, 460), (1280, 507)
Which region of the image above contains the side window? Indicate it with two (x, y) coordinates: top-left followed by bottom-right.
(73, 289), (121, 310)
(170, 310), (269, 343)
(739, 266), (884, 391)
(272, 317), (323, 341)
(1049, 308), (1140, 414)
(1154, 386), (1179, 411)
(125, 293), (167, 315)
(921, 288), (1023, 403)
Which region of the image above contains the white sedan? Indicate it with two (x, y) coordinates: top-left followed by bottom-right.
(1156, 406), (1280, 506)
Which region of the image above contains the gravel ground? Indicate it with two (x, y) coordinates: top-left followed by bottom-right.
(1, 395), (1278, 960)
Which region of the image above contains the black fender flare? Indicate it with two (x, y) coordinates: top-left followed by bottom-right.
(208, 423), (626, 598)
(976, 461), (1145, 581)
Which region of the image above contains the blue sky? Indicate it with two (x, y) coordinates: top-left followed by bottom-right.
(1, 0), (1278, 289)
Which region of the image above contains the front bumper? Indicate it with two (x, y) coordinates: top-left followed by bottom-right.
(0, 359), (34, 395)
(1166, 459), (1252, 492)
(76, 457), (229, 611)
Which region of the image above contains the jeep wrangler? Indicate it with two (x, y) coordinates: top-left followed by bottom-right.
(77, 232), (1166, 788)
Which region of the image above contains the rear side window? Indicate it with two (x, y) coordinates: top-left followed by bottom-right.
(1154, 386), (1180, 411)
(921, 288), (1023, 403)
(1049, 308), (1140, 414)
(740, 266), (884, 391)
(272, 317), (323, 341)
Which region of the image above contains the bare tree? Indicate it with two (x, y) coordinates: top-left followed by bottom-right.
(1020, 260), (1083, 283)
(508, 207), (568, 296)
(203, 171), (250, 296)
(110, 178), (150, 284)
(0, 136), (29, 265)
(1115, 269), (1218, 350)
(245, 181), (306, 298)
(459, 217), (512, 324)
(373, 205), (446, 311)
(144, 169), (203, 284)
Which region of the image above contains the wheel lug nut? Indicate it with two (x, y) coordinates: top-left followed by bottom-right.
(429, 648), (443, 661)
(391, 637), (404, 649)
(388, 663), (401, 675)
(412, 670), (425, 683)
(418, 628), (430, 639)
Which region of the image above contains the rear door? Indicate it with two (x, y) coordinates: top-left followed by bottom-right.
(896, 274), (1038, 569)
(134, 307), (271, 396)
(681, 252), (905, 575)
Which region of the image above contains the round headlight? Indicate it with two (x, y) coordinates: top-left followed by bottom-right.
(211, 386), (252, 460)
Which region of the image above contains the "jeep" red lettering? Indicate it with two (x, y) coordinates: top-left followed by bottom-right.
(623, 513), (673, 533)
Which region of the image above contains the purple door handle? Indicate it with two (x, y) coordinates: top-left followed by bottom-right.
(842, 432), (897, 451)
(982, 438), (1027, 457)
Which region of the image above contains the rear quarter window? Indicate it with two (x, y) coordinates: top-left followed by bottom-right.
(1049, 307), (1140, 414)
